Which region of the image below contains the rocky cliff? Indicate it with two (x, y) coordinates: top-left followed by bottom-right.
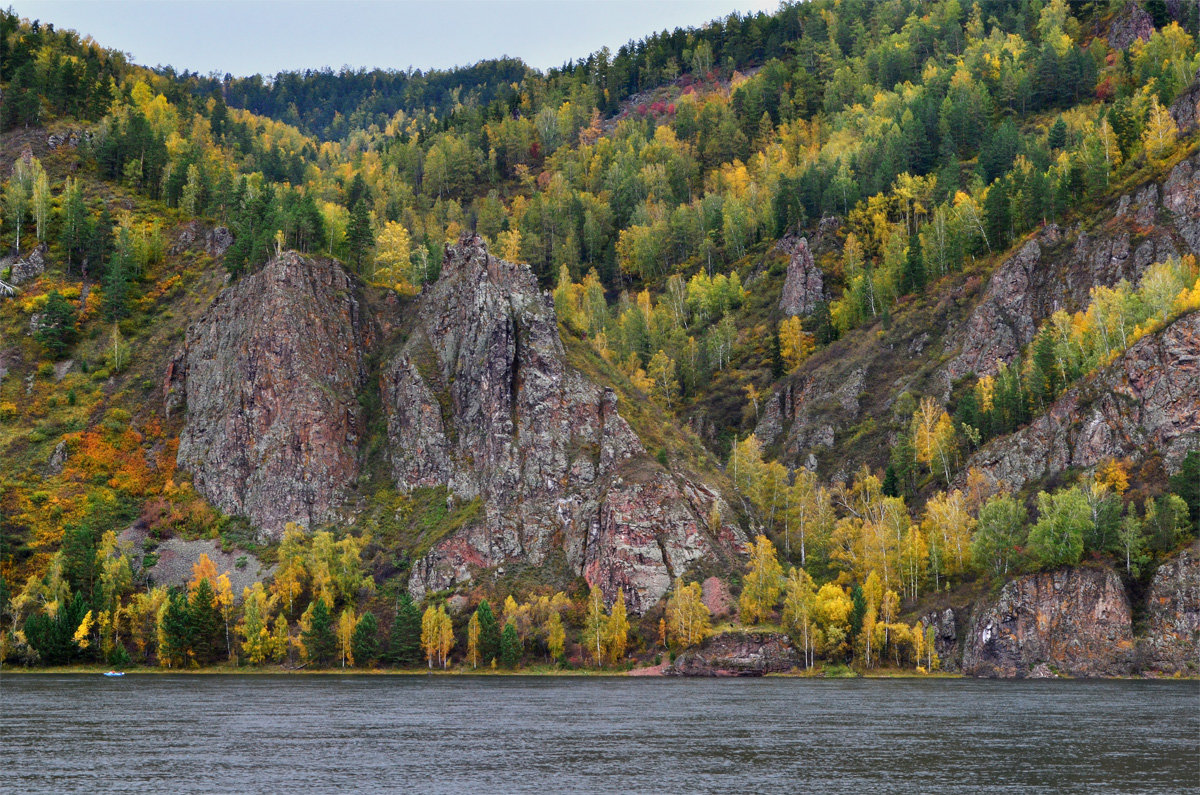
(962, 566), (1135, 678)
(1139, 541), (1200, 675)
(171, 251), (371, 538)
(665, 631), (801, 676)
(388, 235), (744, 612)
(776, 235), (824, 317)
(964, 311), (1200, 492)
(946, 151), (1200, 382)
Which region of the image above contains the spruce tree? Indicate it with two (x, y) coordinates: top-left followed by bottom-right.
(384, 593), (421, 667)
(345, 199), (373, 272)
(499, 621), (521, 669)
(351, 612), (379, 667)
(475, 599), (501, 665)
(303, 597), (337, 668)
(189, 578), (223, 664)
(34, 290), (78, 359)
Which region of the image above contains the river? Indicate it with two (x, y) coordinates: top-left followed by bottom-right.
(2, 674), (1197, 793)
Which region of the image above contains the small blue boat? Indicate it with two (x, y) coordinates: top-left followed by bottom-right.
(103, 671), (125, 677)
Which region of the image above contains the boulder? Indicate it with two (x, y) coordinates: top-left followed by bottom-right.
(1105, 1), (1155, 50)
(173, 251), (371, 538)
(9, 242), (47, 286)
(665, 631), (801, 676)
(962, 566), (1135, 678)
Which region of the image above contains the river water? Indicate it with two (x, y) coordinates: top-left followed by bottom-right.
(2, 674), (1197, 793)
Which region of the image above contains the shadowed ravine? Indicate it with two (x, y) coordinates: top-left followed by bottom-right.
(3, 675), (1197, 793)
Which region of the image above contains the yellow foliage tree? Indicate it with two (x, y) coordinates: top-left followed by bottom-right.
(739, 535), (783, 624)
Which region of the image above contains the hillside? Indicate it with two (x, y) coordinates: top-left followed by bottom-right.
(0, 0), (1198, 674)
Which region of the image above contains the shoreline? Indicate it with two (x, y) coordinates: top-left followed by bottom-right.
(4, 664), (1194, 680)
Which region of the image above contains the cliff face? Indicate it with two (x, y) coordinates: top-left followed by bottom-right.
(946, 151), (1200, 382)
(172, 252), (370, 538)
(964, 312), (1200, 492)
(389, 235), (744, 612)
(962, 566), (1135, 678)
(1139, 542), (1200, 675)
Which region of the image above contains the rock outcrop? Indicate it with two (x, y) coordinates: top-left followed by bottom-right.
(919, 607), (964, 672)
(6, 241), (47, 286)
(390, 235), (743, 612)
(173, 252), (370, 538)
(946, 151), (1200, 381)
(1105, 0), (1154, 50)
(962, 566), (1135, 678)
(777, 235), (823, 316)
(964, 311), (1200, 491)
(1139, 542), (1200, 675)
(1169, 69), (1200, 134)
(170, 220), (233, 258)
(665, 631), (800, 676)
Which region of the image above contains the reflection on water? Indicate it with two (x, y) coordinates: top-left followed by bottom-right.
(2, 674), (1197, 793)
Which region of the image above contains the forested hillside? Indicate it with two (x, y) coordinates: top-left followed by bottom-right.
(1, 0), (1197, 674)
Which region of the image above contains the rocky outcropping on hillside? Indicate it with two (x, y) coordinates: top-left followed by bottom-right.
(1139, 542), (1200, 675)
(6, 241), (47, 286)
(964, 311), (1200, 492)
(171, 252), (371, 538)
(1105, 0), (1154, 50)
(1169, 69), (1200, 134)
(946, 151), (1200, 381)
(391, 235), (744, 612)
(665, 631), (801, 676)
(919, 607), (964, 672)
(777, 235), (824, 316)
(962, 566), (1135, 678)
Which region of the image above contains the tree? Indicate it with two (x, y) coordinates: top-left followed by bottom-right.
(466, 611), (481, 668)
(34, 290), (78, 359)
(374, 220), (414, 290)
(474, 599), (501, 665)
(583, 585), (606, 666)
(1027, 487), (1090, 569)
(666, 579), (711, 649)
(500, 621), (521, 668)
(739, 535), (783, 624)
(778, 316), (815, 371)
(188, 578), (223, 665)
(546, 610), (566, 661)
(337, 608), (357, 667)
(238, 582), (277, 665)
(812, 583), (853, 659)
(970, 494), (1028, 577)
(421, 604), (439, 669)
(781, 567), (816, 668)
(3, 172), (29, 254)
(436, 606), (455, 668)
(603, 588), (629, 665)
(383, 593), (422, 667)
(302, 597), (337, 668)
(345, 199), (373, 272)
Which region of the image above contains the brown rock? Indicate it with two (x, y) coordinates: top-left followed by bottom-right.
(1106, 1), (1155, 50)
(174, 251), (371, 538)
(962, 566), (1135, 678)
(665, 631), (801, 676)
(1139, 542), (1200, 675)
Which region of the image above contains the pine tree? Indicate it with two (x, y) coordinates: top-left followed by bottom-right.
(351, 612), (378, 667)
(189, 578), (223, 664)
(34, 290), (78, 359)
(302, 597), (337, 668)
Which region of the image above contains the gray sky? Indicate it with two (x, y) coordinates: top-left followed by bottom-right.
(13, 0), (782, 77)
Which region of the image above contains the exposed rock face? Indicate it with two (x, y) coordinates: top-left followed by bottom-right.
(1139, 542), (1200, 675)
(755, 364), (864, 463)
(1105, 0), (1155, 50)
(919, 607), (963, 672)
(962, 567), (1135, 678)
(170, 220), (234, 258)
(665, 631), (800, 676)
(777, 235), (824, 316)
(965, 312), (1200, 491)
(946, 152), (1200, 381)
(173, 252), (370, 538)
(9, 242), (47, 285)
(1170, 70), (1200, 134)
(391, 235), (743, 612)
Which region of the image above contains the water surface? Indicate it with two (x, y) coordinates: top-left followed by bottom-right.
(2, 674), (1197, 793)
